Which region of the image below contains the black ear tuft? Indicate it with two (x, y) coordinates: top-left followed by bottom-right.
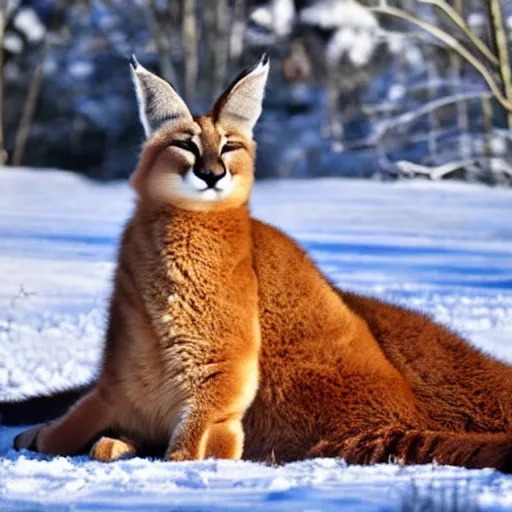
(129, 54), (139, 70)
(211, 55), (270, 136)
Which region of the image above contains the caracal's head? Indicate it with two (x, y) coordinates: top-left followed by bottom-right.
(129, 55), (269, 212)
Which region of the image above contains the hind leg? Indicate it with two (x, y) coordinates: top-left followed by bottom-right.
(15, 387), (112, 456)
(307, 425), (512, 473)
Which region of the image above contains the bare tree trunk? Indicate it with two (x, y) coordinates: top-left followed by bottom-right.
(425, 46), (439, 159)
(168, 0), (183, 64)
(203, 2), (216, 101)
(487, 0), (512, 128)
(230, 0), (245, 64)
(12, 38), (50, 167)
(481, 96), (493, 158)
(202, 0), (229, 100)
(450, 0), (470, 160)
(213, 0), (229, 97)
(168, 0), (181, 26)
(144, 0), (178, 87)
(0, 0), (6, 165)
(182, 0), (198, 105)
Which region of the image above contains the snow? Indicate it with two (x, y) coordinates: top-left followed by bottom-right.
(12, 8), (46, 44)
(301, 0), (381, 67)
(250, 0), (296, 37)
(301, 0), (377, 31)
(1, 167), (512, 510)
(3, 33), (24, 55)
(468, 12), (486, 28)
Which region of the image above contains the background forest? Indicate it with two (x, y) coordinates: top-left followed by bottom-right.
(1, 0), (512, 183)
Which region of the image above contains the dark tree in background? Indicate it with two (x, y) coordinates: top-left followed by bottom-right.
(0, 0), (511, 184)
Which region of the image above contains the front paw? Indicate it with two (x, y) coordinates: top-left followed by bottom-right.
(166, 449), (194, 462)
(14, 424), (47, 451)
(90, 436), (137, 462)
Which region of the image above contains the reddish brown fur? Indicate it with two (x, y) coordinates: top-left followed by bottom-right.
(12, 59), (512, 473)
(19, 215), (512, 471)
(90, 437), (138, 463)
(14, 87), (263, 462)
(239, 224), (512, 471)
(16, 178), (260, 461)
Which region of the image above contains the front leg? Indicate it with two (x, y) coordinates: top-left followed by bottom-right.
(165, 354), (258, 462)
(204, 418), (244, 460)
(15, 387), (112, 456)
(166, 407), (246, 462)
(165, 407), (209, 461)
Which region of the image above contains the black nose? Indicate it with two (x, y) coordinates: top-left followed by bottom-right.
(193, 168), (226, 188)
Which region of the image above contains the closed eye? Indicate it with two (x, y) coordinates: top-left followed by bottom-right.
(170, 139), (200, 158)
(221, 141), (244, 154)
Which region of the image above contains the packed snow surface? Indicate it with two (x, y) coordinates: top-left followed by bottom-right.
(0, 168), (511, 511)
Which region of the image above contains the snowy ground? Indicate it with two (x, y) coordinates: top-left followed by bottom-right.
(0, 167), (511, 511)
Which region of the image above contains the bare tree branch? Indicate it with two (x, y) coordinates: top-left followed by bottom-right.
(182, 0), (198, 105)
(374, 91), (493, 142)
(396, 159), (476, 180)
(490, 157), (512, 178)
(371, 5), (512, 112)
(487, 0), (512, 127)
(419, 0), (498, 66)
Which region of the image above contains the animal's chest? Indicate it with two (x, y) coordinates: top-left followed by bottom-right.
(119, 286), (211, 443)
(136, 239), (235, 380)
(147, 253), (218, 341)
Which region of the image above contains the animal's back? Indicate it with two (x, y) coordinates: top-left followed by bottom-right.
(244, 219), (423, 461)
(243, 219), (512, 469)
(339, 291), (512, 433)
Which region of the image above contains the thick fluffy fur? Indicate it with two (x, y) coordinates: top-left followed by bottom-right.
(10, 217), (512, 471)
(15, 202), (259, 460)
(13, 59), (267, 462)
(7, 59), (512, 473)
(242, 225), (512, 470)
(98, 199), (259, 461)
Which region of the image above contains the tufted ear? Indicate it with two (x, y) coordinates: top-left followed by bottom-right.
(211, 54), (270, 137)
(129, 55), (193, 137)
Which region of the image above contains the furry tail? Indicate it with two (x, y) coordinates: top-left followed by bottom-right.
(0, 384), (92, 426)
(308, 426), (512, 473)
